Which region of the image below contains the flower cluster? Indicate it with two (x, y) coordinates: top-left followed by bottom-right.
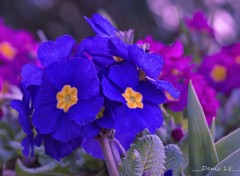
(12, 14), (179, 160)
(137, 36), (219, 124)
(0, 20), (38, 90)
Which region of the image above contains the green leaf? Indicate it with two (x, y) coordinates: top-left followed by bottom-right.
(210, 117), (216, 142)
(121, 134), (166, 176)
(119, 149), (144, 176)
(187, 81), (219, 176)
(165, 144), (184, 176)
(15, 159), (72, 176)
(206, 149), (240, 176)
(16, 159), (57, 176)
(215, 127), (240, 161)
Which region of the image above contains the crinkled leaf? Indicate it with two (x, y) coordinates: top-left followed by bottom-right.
(119, 149), (144, 176)
(188, 81), (219, 176)
(215, 127), (240, 161)
(165, 144), (184, 176)
(124, 134), (166, 176)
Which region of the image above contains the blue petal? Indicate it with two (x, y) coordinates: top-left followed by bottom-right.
(96, 100), (117, 129)
(34, 133), (44, 147)
(81, 123), (100, 139)
(108, 62), (138, 90)
(82, 138), (103, 159)
(33, 74), (57, 108)
(114, 103), (163, 134)
(46, 58), (99, 99)
(108, 37), (129, 59)
(44, 135), (82, 160)
(32, 104), (62, 134)
(52, 114), (82, 142)
(114, 106), (146, 134)
(77, 36), (114, 66)
(38, 35), (75, 67)
(136, 81), (166, 104)
(149, 79), (180, 99)
(141, 102), (163, 133)
(84, 14), (117, 36)
(21, 133), (34, 158)
(101, 76), (125, 103)
(164, 170), (173, 176)
(21, 64), (43, 87)
(128, 45), (163, 79)
(68, 95), (104, 126)
(11, 100), (32, 134)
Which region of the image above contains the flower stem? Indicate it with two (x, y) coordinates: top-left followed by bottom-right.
(98, 135), (120, 176)
(110, 141), (122, 166)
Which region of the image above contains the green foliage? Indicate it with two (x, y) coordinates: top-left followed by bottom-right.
(215, 127), (240, 161)
(187, 81), (219, 176)
(119, 149), (143, 176)
(119, 134), (166, 176)
(206, 149), (240, 176)
(165, 144), (184, 176)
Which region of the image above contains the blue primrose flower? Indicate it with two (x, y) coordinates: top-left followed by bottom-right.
(102, 62), (166, 134)
(82, 14), (179, 99)
(12, 35), (107, 160)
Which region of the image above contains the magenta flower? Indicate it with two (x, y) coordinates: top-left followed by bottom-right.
(198, 43), (240, 95)
(137, 36), (219, 124)
(185, 11), (214, 36)
(0, 20), (38, 87)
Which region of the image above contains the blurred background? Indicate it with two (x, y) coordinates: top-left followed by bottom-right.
(1, 0), (240, 44)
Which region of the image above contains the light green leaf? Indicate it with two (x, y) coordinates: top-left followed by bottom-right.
(15, 159), (71, 176)
(16, 159), (57, 176)
(119, 149), (143, 176)
(206, 149), (240, 176)
(125, 134), (165, 176)
(215, 127), (240, 161)
(187, 81), (219, 176)
(165, 144), (184, 176)
(210, 117), (216, 142)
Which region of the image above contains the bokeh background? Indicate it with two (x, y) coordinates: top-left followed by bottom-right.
(1, 0), (240, 44)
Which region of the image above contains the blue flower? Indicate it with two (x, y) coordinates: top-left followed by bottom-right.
(32, 58), (103, 142)
(84, 14), (117, 37)
(11, 85), (35, 158)
(12, 35), (106, 160)
(102, 62), (166, 134)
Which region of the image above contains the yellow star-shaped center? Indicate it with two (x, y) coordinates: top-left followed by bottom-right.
(122, 87), (143, 109)
(56, 85), (78, 112)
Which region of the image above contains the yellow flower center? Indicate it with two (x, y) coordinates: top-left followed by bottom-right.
(96, 107), (105, 119)
(56, 85), (78, 112)
(0, 42), (17, 60)
(122, 87), (143, 109)
(171, 69), (180, 76)
(235, 56), (240, 64)
(210, 64), (227, 82)
(113, 56), (123, 62)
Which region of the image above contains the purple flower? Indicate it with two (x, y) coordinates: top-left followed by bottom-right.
(0, 20), (38, 86)
(185, 11), (214, 36)
(198, 43), (240, 95)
